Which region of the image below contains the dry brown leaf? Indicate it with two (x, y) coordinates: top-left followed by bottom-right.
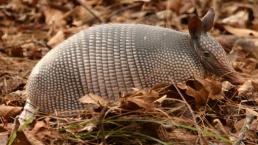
(255, 98), (258, 105)
(7, 0), (25, 11)
(79, 93), (108, 107)
(253, 18), (258, 30)
(176, 82), (188, 90)
(251, 79), (258, 91)
(239, 58), (258, 73)
(169, 128), (197, 142)
(234, 115), (258, 143)
(0, 0), (258, 144)
(120, 89), (160, 110)
(224, 26), (258, 37)
(245, 108), (258, 117)
(238, 80), (253, 96)
(234, 118), (245, 132)
(0, 131), (8, 145)
(124, 97), (155, 111)
(42, 7), (66, 27)
(231, 38), (258, 65)
(177, 78), (223, 106)
(163, 0), (182, 13)
(71, 6), (95, 26)
(202, 79), (223, 100)
(185, 86), (209, 105)
(21, 42), (44, 59)
(14, 131), (33, 145)
(222, 10), (249, 27)
(235, 38), (258, 51)
(156, 10), (173, 20)
(119, 0), (150, 4)
(30, 121), (61, 142)
(64, 25), (89, 35)
(213, 119), (229, 135)
(47, 30), (65, 47)
(30, 121), (47, 135)
(250, 118), (258, 131)
(0, 105), (22, 118)
(222, 81), (235, 92)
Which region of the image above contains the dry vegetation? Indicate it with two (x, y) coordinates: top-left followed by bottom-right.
(0, 0), (258, 145)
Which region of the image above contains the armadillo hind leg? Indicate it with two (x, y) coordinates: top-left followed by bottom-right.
(18, 99), (38, 125)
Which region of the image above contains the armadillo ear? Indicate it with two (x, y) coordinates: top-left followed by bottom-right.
(188, 16), (202, 39)
(201, 8), (215, 31)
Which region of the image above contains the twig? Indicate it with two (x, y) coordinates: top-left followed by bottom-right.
(109, 3), (141, 19)
(32, 40), (52, 49)
(97, 107), (108, 145)
(233, 114), (256, 145)
(213, 119), (228, 136)
(77, 0), (104, 23)
(173, 83), (205, 145)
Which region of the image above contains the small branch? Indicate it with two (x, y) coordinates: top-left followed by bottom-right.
(97, 107), (108, 145)
(173, 83), (205, 145)
(213, 119), (228, 136)
(109, 3), (140, 19)
(77, 0), (104, 23)
(233, 114), (256, 145)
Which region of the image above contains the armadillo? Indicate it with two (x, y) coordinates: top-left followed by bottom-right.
(19, 8), (242, 123)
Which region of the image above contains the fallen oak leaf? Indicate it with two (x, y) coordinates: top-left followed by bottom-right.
(200, 78), (224, 100)
(0, 105), (22, 118)
(124, 88), (161, 103)
(121, 97), (155, 111)
(120, 88), (161, 111)
(79, 93), (108, 108)
(185, 85), (209, 106)
(224, 26), (258, 37)
(177, 80), (208, 106)
(29, 121), (61, 144)
(177, 78), (223, 106)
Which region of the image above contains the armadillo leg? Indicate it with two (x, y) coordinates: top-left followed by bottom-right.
(18, 99), (38, 125)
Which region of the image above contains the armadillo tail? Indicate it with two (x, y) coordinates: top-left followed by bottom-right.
(18, 99), (38, 126)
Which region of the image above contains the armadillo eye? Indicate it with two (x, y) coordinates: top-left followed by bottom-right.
(203, 52), (210, 57)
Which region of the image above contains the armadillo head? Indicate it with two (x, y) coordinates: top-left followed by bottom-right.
(188, 8), (243, 85)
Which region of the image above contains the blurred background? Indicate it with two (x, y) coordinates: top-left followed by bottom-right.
(0, 0), (258, 145)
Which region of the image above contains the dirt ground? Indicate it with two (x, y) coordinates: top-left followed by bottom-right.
(0, 0), (258, 145)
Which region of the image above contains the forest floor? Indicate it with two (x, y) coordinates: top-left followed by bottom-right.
(0, 0), (258, 145)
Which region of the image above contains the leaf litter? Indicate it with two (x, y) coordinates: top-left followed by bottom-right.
(0, 0), (257, 144)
